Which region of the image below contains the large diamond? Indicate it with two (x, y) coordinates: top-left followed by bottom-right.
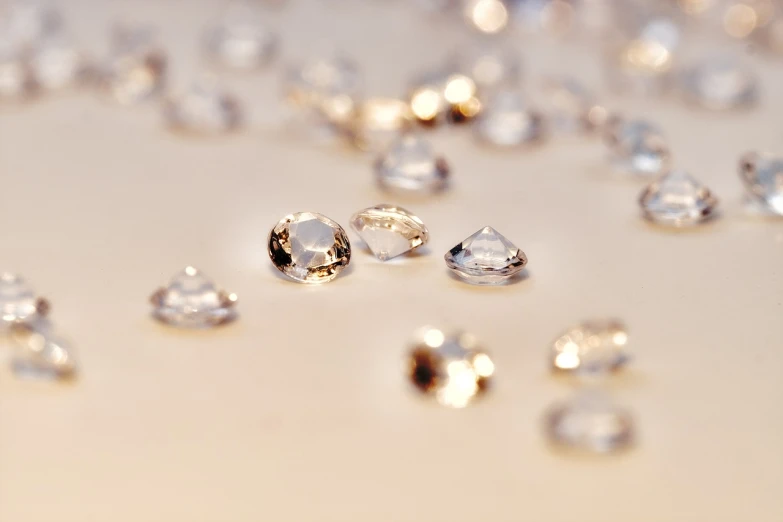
(408, 326), (494, 408)
(473, 89), (545, 147)
(350, 204), (429, 261)
(150, 266), (237, 327)
(202, 2), (277, 70)
(603, 117), (669, 176)
(10, 323), (77, 380)
(639, 170), (718, 226)
(679, 55), (757, 111)
(268, 212), (351, 284)
(0, 273), (48, 325)
(375, 135), (450, 194)
(164, 80), (242, 134)
(550, 319), (630, 376)
(739, 152), (783, 216)
(445, 226), (527, 285)
(98, 24), (167, 104)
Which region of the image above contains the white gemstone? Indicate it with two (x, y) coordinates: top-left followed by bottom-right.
(375, 135), (450, 194)
(10, 323), (77, 380)
(346, 97), (414, 152)
(0, 273), (47, 325)
(445, 226), (527, 285)
(98, 24), (167, 104)
(603, 118), (669, 176)
(679, 55), (758, 111)
(451, 40), (521, 92)
(203, 2), (277, 70)
(350, 204), (429, 261)
(550, 319), (630, 376)
(151, 267), (237, 327)
(29, 35), (88, 90)
(739, 152), (783, 215)
(474, 89), (545, 147)
(545, 391), (635, 454)
(639, 170), (719, 226)
(164, 80), (242, 134)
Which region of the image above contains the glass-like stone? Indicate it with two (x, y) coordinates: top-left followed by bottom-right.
(550, 319), (630, 375)
(163, 80), (242, 134)
(350, 204), (429, 261)
(268, 212), (351, 284)
(203, 2), (277, 70)
(639, 170), (719, 226)
(10, 323), (77, 380)
(375, 135), (450, 194)
(506, 0), (578, 35)
(544, 391), (635, 454)
(98, 24), (167, 104)
(408, 326), (494, 408)
(150, 266), (238, 327)
(679, 55), (758, 111)
(2, 0), (62, 49)
(29, 35), (88, 90)
(451, 40), (521, 92)
(0, 273), (49, 325)
(539, 76), (606, 134)
(473, 89), (545, 147)
(346, 97), (414, 152)
(445, 226), (528, 285)
(603, 117), (669, 176)
(739, 151), (783, 215)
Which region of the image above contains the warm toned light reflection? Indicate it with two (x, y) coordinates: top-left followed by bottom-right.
(465, 0), (509, 34)
(677, 0), (713, 15)
(724, 3), (758, 38)
(472, 353), (495, 377)
(423, 327), (445, 348)
(443, 74), (476, 104)
(550, 320), (629, 374)
(349, 97), (412, 150)
(320, 93), (355, 126)
(410, 86), (443, 122)
(621, 39), (672, 73)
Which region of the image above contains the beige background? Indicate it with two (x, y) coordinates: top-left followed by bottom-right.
(1, 1), (782, 521)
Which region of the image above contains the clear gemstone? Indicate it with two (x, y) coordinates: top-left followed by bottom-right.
(29, 35), (88, 90)
(375, 135), (450, 194)
(539, 76), (603, 134)
(739, 151), (783, 215)
(408, 326), (494, 408)
(603, 117), (669, 176)
(10, 323), (77, 380)
(545, 391), (635, 453)
(551, 319), (630, 376)
(0, 39), (35, 99)
(346, 97), (414, 152)
(445, 226), (528, 285)
(639, 170), (719, 226)
(150, 266), (237, 327)
(0, 273), (47, 325)
(2, 0), (62, 49)
(203, 2), (277, 70)
(679, 55), (758, 111)
(474, 89), (545, 147)
(98, 24), (167, 104)
(268, 212), (351, 284)
(451, 40), (521, 92)
(350, 204), (429, 261)
(164, 80), (242, 134)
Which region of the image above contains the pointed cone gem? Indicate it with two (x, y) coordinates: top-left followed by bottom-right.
(474, 89), (545, 147)
(740, 152), (783, 216)
(445, 227), (527, 285)
(0, 273), (44, 324)
(375, 135), (449, 194)
(164, 81), (242, 134)
(10, 324), (77, 381)
(639, 170), (718, 226)
(551, 319), (630, 376)
(151, 267), (236, 327)
(350, 204), (429, 261)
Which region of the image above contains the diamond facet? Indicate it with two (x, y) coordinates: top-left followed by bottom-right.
(346, 97), (414, 152)
(150, 266), (237, 327)
(445, 226), (527, 285)
(98, 24), (167, 104)
(603, 117), (670, 176)
(739, 151), (783, 215)
(10, 323), (77, 380)
(203, 3), (277, 70)
(473, 89), (545, 147)
(639, 170), (719, 226)
(0, 273), (48, 325)
(268, 212), (351, 284)
(350, 204), (429, 261)
(408, 326), (494, 408)
(375, 135), (449, 194)
(164, 80), (242, 134)
(679, 55), (758, 111)
(551, 319), (630, 376)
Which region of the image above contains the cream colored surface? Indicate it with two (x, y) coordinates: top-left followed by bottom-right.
(1, 1), (782, 521)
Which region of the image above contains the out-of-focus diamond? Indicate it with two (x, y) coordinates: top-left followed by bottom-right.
(603, 117), (669, 176)
(98, 24), (167, 104)
(550, 319), (630, 376)
(464, 0), (509, 34)
(346, 97), (413, 152)
(409, 71), (481, 125)
(474, 89), (545, 147)
(0, 273), (49, 326)
(679, 54), (758, 111)
(29, 35), (89, 90)
(164, 79), (242, 134)
(203, 1), (277, 70)
(739, 151), (783, 215)
(545, 391), (635, 453)
(375, 134), (450, 194)
(10, 323), (77, 380)
(639, 170), (719, 226)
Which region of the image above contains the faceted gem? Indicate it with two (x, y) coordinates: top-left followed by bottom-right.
(98, 24), (167, 104)
(539, 76), (606, 134)
(544, 391), (635, 454)
(150, 266), (238, 327)
(408, 326), (494, 408)
(679, 55), (758, 111)
(739, 151), (783, 215)
(202, 2), (277, 70)
(268, 212), (351, 284)
(10, 323), (77, 380)
(445, 226), (527, 285)
(451, 40), (521, 92)
(0, 273), (49, 325)
(473, 89), (545, 147)
(29, 35), (88, 90)
(164, 80), (242, 134)
(350, 204), (429, 261)
(375, 135), (450, 194)
(639, 170), (719, 226)
(346, 97), (414, 152)
(550, 319), (630, 376)
(603, 117), (669, 176)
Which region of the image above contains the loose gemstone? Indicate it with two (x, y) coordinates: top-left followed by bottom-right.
(350, 204), (429, 261)
(150, 266), (238, 327)
(0, 273), (48, 325)
(550, 319), (630, 376)
(408, 326), (494, 408)
(739, 151), (783, 215)
(346, 97), (414, 152)
(202, 3), (277, 70)
(603, 117), (669, 176)
(639, 170), (719, 226)
(445, 226), (527, 285)
(164, 80), (242, 134)
(375, 134), (450, 194)
(98, 24), (167, 104)
(29, 35), (88, 90)
(679, 55), (758, 111)
(544, 391), (635, 454)
(10, 323), (77, 380)
(268, 212), (351, 284)
(473, 89), (545, 147)
(539, 76), (604, 134)
(451, 40), (521, 92)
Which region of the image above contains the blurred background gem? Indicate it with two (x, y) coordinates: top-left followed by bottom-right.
(98, 24), (167, 104)
(550, 319), (630, 376)
(10, 323), (78, 381)
(463, 0), (510, 34)
(473, 89), (545, 147)
(0, 36), (36, 99)
(203, 0), (278, 71)
(1, 0), (62, 50)
(150, 267), (238, 327)
(678, 54), (758, 111)
(739, 151), (783, 216)
(450, 38), (522, 93)
(603, 117), (670, 176)
(346, 97), (414, 152)
(29, 34), (89, 91)
(375, 134), (450, 194)
(0, 273), (49, 326)
(639, 170), (719, 227)
(537, 76), (605, 135)
(164, 78), (243, 134)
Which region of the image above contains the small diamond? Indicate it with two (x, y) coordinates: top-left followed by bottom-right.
(445, 226), (527, 285)
(551, 319), (630, 376)
(375, 135), (450, 194)
(539, 76), (604, 134)
(150, 267), (237, 327)
(346, 97), (414, 152)
(164, 79), (242, 134)
(29, 35), (88, 90)
(203, 3), (277, 70)
(451, 40), (521, 92)
(350, 204), (429, 261)
(408, 326), (494, 408)
(473, 89), (545, 147)
(639, 170), (719, 226)
(544, 391), (635, 454)
(679, 55), (758, 111)
(268, 212), (351, 284)
(603, 117), (670, 176)
(10, 323), (77, 380)
(98, 24), (167, 104)
(739, 151), (783, 216)
(0, 273), (49, 325)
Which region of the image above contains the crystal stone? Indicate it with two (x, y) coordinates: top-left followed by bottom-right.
(99, 24), (167, 104)
(0, 41), (35, 99)
(408, 326), (494, 408)
(474, 89), (545, 147)
(451, 40), (521, 92)
(445, 226), (528, 285)
(203, 3), (277, 70)
(375, 134), (450, 194)
(164, 80), (242, 134)
(10, 323), (77, 380)
(679, 55), (758, 111)
(539, 76), (606, 134)
(0, 273), (49, 325)
(739, 151), (783, 215)
(550, 319), (630, 376)
(639, 170), (719, 226)
(545, 391), (635, 454)
(150, 266), (238, 327)
(346, 97), (414, 152)
(603, 117), (670, 176)
(350, 204), (429, 261)
(2, 0), (62, 49)
(30, 35), (88, 90)
(268, 212), (351, 284)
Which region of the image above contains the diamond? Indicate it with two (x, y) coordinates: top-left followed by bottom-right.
(544, 391), (635, 454)
(98, 24), (167, 104)
(202, 2), (277, 70)
(350, 204), (429, 261)
(603, 117), (670, 176)
(0, 39), (35, 99)
(550, 319), (630, 376)
(451, 40), (521, 92)
(408, 326), (494, 408)
(268, 212), (351, 284)
(0, 273), (49, 325)
(679, 55), (758, 111)
(9, 323), (77, 380)
(445, 226), (527, 285)
(473, 89), (545, 147)
(346, 97), (414, 152)
(29, 35), (88, 90)
(150, 266), (237, 327)
(2, 0), (62, 49)
(539, 76), (606, 134)
(375, 134), (450, 194)
(408, 71), (480, 125)
(639, 170), (719, 226)
(739, 151), (783, 216)
(164, 79), (242, 134)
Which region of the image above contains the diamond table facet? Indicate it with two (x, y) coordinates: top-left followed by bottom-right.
(639, 170), (719, 226)
(550, 319), (630, 376)
(375, 135), (450, 194)
(350, 204), (429, 261)
(739, 151), (783, 216)
(0, 273), (49, 325)
(445, 226), (527, 285)
(150, 267), (237, 327)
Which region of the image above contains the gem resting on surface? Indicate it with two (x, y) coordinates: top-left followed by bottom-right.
(98, 24), (167, 104)
(346, 97), (414, 152)
(268, 212), (351, 284)
(10, 323), (77, 380)
(739, 151), (783, 215)
(679, 55), (758, 111)
(445, 226), (527, 285)
(408, 326), (494, 408)
(551, 319), (630, 376)
(350, 204), (429, 261)
(603, 117), (670, 176)
(375, 134), (450, 194)
(639, 170), (719, 227)
(473, 89), (545, 147)
(150, 267), (238, 327)
(202, 3), (277, 70)
(163, 80), (242, 134)
(0, 273), (49, 325)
